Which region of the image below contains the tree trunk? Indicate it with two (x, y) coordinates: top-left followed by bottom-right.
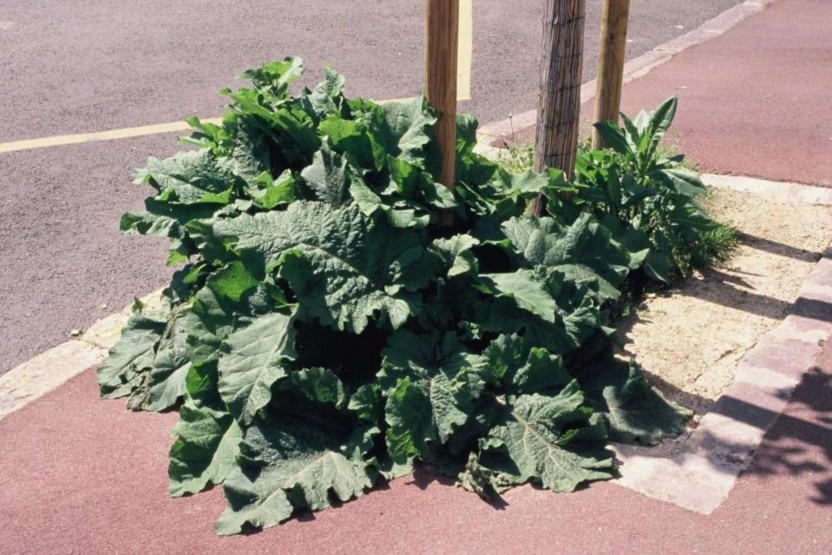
(530, 0), (586, 216)
(592, 0), (631, 150)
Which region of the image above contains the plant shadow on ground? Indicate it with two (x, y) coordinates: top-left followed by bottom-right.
(410, 463), (511, 510)
(736, 231), (825, 262)
(613, 243), (832, 507)
(674, 229), (830, 321)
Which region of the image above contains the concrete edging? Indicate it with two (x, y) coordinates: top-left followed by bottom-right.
(0, 289), (164, 421)
(613, 244), (832, 513)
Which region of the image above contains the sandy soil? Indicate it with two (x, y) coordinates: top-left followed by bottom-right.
(618, 186), (832, 423)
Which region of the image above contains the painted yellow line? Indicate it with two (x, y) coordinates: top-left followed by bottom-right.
(458, 0), (473, 101)
(0, 93), (448, 156)
(0, 118), (223, 154)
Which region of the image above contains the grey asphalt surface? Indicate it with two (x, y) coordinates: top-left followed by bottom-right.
(0, 0), (746, 374)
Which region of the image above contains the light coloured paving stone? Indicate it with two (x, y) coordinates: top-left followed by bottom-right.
(81, 311), (132, 351)
(477, 108), (537, 142)
(621, 51), (673, 81)
(0, 341), (107, 420)
(733, 363), (803, 394)
(699, 2), (764, 35)
(473, 142), (502, 160)
(613, 448), (735, 514)
(653, 32), (706, 55)
(702, 174), (832, 205)
(80, 288), (166, 350)
(740, 337), (822, 380)
(801, 267), (832, 292)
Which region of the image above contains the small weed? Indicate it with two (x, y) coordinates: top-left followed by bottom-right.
(498, 141), (534, 173)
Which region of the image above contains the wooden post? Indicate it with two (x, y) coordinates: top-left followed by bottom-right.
(531, 0), (586, 216)
(592, 0), (630, 150)
(425, 0), (460, 216)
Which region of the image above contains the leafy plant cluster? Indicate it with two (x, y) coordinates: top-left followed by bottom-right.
(572, 97), (738, 282)
(99, 58), (696, 536)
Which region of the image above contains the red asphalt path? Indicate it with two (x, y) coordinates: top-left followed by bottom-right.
(1, 351), (830, 554)
(3, 0), (832, 553)
(614, 0), (832, 187)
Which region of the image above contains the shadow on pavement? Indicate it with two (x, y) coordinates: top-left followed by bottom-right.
(680, 268), (794, 321)
(738, 366), (832, 506)
(684, 365), (832, 506)
(738, 232), (824, 263)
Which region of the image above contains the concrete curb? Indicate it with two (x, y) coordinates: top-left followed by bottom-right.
(0, 289), (164, 421)
(703, 174), (832, 205)
(474, 0), (775, 153)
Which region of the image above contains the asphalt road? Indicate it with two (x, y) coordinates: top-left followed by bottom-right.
(0, 0), (746, 374)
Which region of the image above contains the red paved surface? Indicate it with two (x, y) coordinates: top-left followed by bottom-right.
(507, 0), (832, 188)
(2, 351), (831, 554)
(615, 0), (832, 187)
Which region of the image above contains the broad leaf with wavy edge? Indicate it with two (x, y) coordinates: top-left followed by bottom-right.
(217, 311), (296, 425)
(216, 368), (376, 535)
(214, 202), (428, 332)
(476, 382), (615, 492)
(169, 401), (243, 497)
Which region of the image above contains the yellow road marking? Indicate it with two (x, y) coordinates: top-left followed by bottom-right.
(0, 92), (458, 156)
(458, 0), (473, 101)
(0, 119), (222, 154)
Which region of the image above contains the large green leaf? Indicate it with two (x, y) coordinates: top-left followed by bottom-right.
(657, 168), (707, 197)
(120, 198), (220, 240)
(474, 382), (615, 492)
(645, 96), (678, 156)
(136, 150), (237, 204)
(581, 360), (692, 445)
(429, 234), (479, 278)
(216, 421), (375, 535)
(380, 331), (482, 463)
(214, 202), (429, 332)
(299, 145), (351, 205)
(306, 66), (347, 118)
(380, 97), (436, 167)
(169, 401), (243, 496)
(502, 213), (630, 298)
(126, 305), (197, 412)
(217, 311), (296, 424)
(480, 269), (558, 321)
(98, 304), (169, 399)
(469, 334), (570, 394)
(473, 269), (602, 356)
(239, 57), (304, 99)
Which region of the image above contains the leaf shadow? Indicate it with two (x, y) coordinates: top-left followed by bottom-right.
(409, 463), (509, 510)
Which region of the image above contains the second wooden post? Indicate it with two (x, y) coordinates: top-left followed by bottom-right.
(592, 0), (631, 149)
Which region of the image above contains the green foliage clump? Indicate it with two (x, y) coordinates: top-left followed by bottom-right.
(98, 58), (691, 536)
(573, 97), (738, 282)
